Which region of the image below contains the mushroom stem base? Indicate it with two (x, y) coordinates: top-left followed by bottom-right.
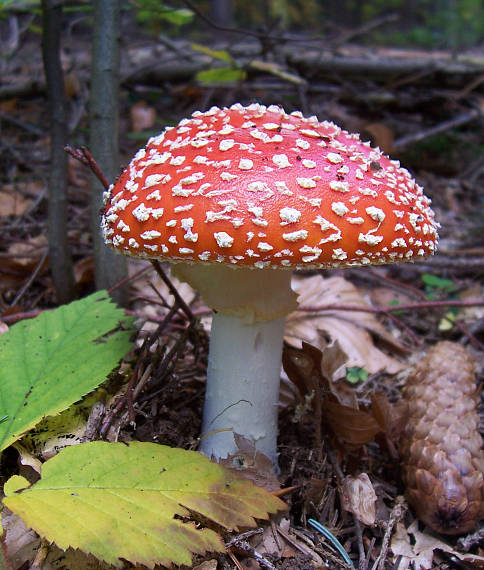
(199, 312), (285, 463)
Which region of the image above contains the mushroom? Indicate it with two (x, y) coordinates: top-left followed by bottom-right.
(101, 103), (439, 463)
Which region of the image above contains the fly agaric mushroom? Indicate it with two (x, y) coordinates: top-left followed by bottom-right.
(101, 103), (438, 463)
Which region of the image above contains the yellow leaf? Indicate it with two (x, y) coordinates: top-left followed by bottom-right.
(3, 442), (285, 568)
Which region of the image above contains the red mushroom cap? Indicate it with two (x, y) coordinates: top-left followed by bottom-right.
(102, 103), (438, 269)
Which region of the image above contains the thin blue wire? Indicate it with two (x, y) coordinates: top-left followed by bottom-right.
(308, 518), (355, 569)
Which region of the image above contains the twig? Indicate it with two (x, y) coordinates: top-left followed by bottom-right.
(8, 249), (48, 309)
(225, 528), (264, 548)
(0, 111), (44, 136)
(226, 550), (244, 570)
(150, 260), (194, 321)
(228, 539), (277, 570)
(107, 264), (153, 295)
(1, 310), (43, 324)
(181, 0), (308, 43)
(371, 496), (407, 570)
(331, 13), (399, 47)
(299, 298), (484, 314)
(64, 145), (110, 190)
(393, 107), (483, 150)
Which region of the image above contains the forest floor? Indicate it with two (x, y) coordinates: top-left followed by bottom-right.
(1, 21), (484, 570)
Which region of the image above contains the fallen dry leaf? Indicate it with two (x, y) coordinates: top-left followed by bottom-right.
(286, 275), (405, 380)
(340, 473), (377, 526)
(391, 520), (484, 569)
(193, 561), (218, 570)
(220, 434), (281, 493)
(0, 190), (32, 217)
(7, 234), (47, 267)
(130, 101), (157, 133)
(73, 256), (94, 286)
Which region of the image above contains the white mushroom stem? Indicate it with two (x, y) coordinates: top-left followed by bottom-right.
(201, 313), (285, 462)
(172, 264), (298, 463)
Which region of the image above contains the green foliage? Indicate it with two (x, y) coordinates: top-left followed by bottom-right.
(191, 43), (246, 85)
(0, 291), (133, 452)
(196, 67), (247, 84)
(346, 366), (369, 384)
(362, 0), (484, 48)
(0, 0), (39, 12)
(421, 273), (458, 300)
(191, 42), (235, 63)
(3, 441), (285, 568)
(132, 0), (193, 34)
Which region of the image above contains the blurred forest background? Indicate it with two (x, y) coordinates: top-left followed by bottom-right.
(1, 0), (484, 306)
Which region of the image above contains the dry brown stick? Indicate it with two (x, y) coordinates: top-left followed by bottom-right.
(393, 107), (483, 150)
(299, 298), (484, 314)
(331, 13), (399, 47)
(0, 78), (46, 100)
(107, 265), (153, 295)
(8, 249), (48, 309)
(64, 145), (110, 191)
(1, 310), (43, 324)
(150, 260), (194, 321)
(371, 496), (407, 570)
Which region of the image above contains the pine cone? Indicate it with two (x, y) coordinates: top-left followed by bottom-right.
(399, 341), (484, 534)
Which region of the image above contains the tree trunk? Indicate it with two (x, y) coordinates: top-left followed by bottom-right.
(89, 0), (127, 304)
(41, 0), (76, 305)
(210, 0), (234, 28)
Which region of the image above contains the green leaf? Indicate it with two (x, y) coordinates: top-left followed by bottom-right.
(191, 42), (234, 63)
(0, 291), (133, 452)
(158, 6), (193, 26)
(346, 366), (369, 384)
(3, 442), (285, 568)
(196, 67), (246, 85)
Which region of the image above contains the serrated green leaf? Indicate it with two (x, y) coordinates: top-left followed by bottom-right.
(3, 442), (285, 568)
(196, 67), (246, 84)
(0, 291), (133, 452)
(191, 42), (234, 63)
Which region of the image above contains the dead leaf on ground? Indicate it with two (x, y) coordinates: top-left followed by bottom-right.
(283, 343), (406, 452)
(286, 275), (405, 380)
(193, 561), (218, 570)
(340, 473), (377, 526)
(6, 234), (47, 266)
(367, 286), (417, 309)
(220, 434), (281, 493)
(130, 101), (157, 133)
(458, 283), (484, 322)
(73, 256), (94, 286)
(391, 520), (484, 569)
(0, 190), (32, 217)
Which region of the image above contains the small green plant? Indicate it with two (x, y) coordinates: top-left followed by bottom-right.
(421, 273), (458, 300)
(346, 366), (369, 384)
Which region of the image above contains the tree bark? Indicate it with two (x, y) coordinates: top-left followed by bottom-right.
(210, 0), (234, 28)
(41, 0), (76, 304)
(89, 0), (127, 304)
